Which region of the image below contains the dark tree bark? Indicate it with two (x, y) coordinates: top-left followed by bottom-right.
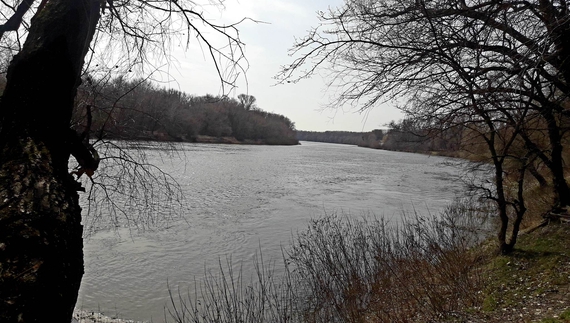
(540, 107), (570, 208)
(0, 0), (101, 322)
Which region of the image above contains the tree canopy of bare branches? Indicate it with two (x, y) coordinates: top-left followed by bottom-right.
(279, 0), (570, 253)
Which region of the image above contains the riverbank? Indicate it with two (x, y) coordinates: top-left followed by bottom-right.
(73, 310), (147, 323)
(458, 223), (570, 322)
(191, 135), (299, 145)
(74, 223), (570, 323)
(113, 134), (300, 146)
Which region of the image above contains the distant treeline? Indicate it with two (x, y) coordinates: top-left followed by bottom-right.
(379, 120), (462, 154)
(296, 130), (381, 146)
(72, 76), (298, 145)
(298, 120), (462, 155)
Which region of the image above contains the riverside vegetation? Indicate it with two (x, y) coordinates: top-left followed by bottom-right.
(165, 199), (569, 323)
(0, 75), (298, 146)
(69, 76), (299, 145)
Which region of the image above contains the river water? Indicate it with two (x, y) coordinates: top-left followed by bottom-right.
(76, 141), (468, 322)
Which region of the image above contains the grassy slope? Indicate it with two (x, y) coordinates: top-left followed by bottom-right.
(461, 224), (570, 323)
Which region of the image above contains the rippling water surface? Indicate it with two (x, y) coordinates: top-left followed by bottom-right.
(77, 141), (467, 322)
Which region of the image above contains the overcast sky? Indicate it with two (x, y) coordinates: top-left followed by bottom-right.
(165, 0), (403, 132)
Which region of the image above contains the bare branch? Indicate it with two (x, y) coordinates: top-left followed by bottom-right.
(0, 0), (35, 40)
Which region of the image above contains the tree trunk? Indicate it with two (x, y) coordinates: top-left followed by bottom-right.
(0, 0), (100, 322)
(0, 139), (84, 322)
(505, 165), (528, 254)
(494, 161), (512, 254)
(540, 107), (570, 208)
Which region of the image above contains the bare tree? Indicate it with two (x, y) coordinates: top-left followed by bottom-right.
(238, 93), (257, 110)
(0, 1), (247, 322)
(278, 0), (570, 252)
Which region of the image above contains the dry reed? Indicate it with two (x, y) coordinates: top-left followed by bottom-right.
(168, 198), (493, 323)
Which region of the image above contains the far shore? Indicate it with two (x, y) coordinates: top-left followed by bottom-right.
(107, 133), (300, 146)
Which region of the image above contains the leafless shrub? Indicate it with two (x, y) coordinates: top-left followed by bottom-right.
(167, 252), (299, 323)
(168, 197), (493, 323)
(289, 198), (492, 322)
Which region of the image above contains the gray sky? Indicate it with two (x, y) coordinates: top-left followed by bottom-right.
(166, 0), (403, 132)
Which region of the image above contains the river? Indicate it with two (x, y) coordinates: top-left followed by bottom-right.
(76, 141), (468, 322)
